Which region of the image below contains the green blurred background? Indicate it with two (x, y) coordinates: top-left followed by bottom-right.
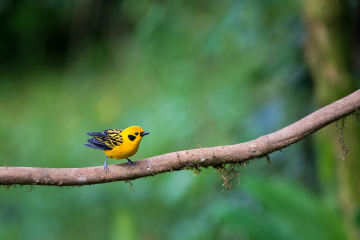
(1, 0), (359, 239)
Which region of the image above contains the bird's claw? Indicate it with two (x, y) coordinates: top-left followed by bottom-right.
(126, 158), (135, 168)
(103, 155), (109, 173)
(104, 162), (109, 173)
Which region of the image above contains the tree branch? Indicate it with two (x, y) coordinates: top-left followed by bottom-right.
(1, 90), (360, 187)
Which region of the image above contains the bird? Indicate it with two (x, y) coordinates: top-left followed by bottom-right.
(85, 126), (150, 173)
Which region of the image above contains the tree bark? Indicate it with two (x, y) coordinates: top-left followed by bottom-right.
(0, 90), (359, 187)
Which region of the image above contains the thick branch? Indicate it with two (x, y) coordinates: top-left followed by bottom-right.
(1, 90), (360, 186)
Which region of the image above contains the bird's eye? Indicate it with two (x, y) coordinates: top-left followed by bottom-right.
(135, 132), (139, 136)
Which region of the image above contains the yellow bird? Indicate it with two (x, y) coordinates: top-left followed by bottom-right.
(85, 126), (150, 172)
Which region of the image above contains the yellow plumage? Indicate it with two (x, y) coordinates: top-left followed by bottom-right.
(85, 126), (150, 172)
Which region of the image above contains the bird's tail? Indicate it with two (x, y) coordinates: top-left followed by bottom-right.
(85, 132), (113, 150)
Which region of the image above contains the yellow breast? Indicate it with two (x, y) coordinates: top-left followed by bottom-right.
(103, 142), (139, 160)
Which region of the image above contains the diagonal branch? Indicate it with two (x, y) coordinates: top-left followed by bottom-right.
(1, 90), (360, 187)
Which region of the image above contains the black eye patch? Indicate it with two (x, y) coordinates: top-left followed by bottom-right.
(128, 134), (136, 141)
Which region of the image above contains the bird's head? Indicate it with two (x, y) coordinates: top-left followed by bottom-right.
(123, 126), (150, 145)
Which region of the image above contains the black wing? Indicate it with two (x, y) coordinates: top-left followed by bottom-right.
(103, 129), (123, 146)
(85, 131), (113, 150)
(84, 143), (107, 150)
(85, 129), (124, 150)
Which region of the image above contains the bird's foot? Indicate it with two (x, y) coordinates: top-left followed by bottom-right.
(104, 162), (109, 173)
(126, 158), (135, 168)
(104, 155), (109, 173)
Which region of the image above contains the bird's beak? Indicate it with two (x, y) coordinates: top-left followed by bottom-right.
(140, 131), (150, 137)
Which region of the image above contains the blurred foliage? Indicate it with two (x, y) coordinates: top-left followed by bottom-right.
(0, 0), (353, 239)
